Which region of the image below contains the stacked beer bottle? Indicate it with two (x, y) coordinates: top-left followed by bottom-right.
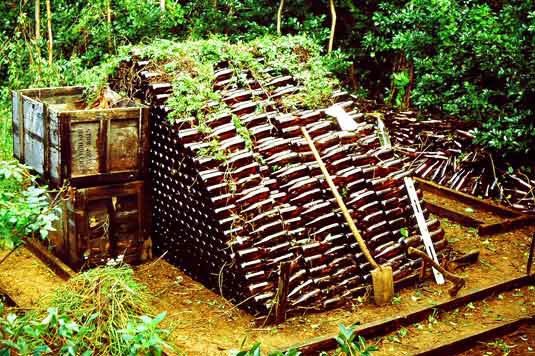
(114, 56), (448, 315)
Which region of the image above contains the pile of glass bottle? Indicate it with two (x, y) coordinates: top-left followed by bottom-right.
(114, 56), (448, 315)
(378, 112), (534, 214)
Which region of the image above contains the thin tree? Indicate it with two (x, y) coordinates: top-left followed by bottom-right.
(160, 0), (165, 12)
(277, 0), (285, 35)
(328, 0), (336, 53)
(46, 0), (52, 65)
(35, 0), (42, 67)
(35, 0), (41, 39)
(107, 0), (112, 50)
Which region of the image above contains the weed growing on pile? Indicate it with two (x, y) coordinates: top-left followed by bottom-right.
(80, 35), (349, 162)
(0, 266), (173, 355)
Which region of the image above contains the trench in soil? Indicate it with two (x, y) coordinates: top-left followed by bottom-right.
(0, 191), (534, 355)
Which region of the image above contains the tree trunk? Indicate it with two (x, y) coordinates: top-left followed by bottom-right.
(35, 0), (41, 39)
(160, 0), (165, 12)
(107, 0), (112, 50)
(46, 0), (52, 65)
(277, 0), (285, 35)
(328, 0), (336, 53)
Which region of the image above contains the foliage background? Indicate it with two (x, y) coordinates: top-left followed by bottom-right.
(0, 0), (534, 156)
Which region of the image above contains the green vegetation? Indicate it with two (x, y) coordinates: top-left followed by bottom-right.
(78, 34), (348, 162)
(113, 35), (349, 123)
(363, 0), (535, 155)
(323, 324), (378, 356)
(0, 160), (60, 249)
(2, 0), (534, 155)
(0, 103), (11, 161)
(0, 266), (172, 355)
(0, 1), (534, 354)
(231, 324), (378, 356)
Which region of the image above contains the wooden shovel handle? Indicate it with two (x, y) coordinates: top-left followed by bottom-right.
(408, 247), (465, 296)
(301, 127), (380, 270)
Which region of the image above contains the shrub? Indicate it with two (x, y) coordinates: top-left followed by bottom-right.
(362, 0), (535, 156)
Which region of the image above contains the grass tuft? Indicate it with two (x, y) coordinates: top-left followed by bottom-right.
(48, 266), (153, 355)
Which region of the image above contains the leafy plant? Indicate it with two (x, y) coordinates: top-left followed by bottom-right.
(230, 340), (301, 356)
(120, 312), (171, 356)
(333, 324), (378, 356)
(0, 160), (60, 249)
(389, 71), (410, 109)
(399, 227), (409, 240)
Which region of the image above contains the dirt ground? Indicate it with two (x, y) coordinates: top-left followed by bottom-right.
(0, 246), (65, 307)
(133, 215), (535, 355)
(0, 192), (533, 355)
(423, 190), (506, 224)
(458, 323), (535, 356)
(374, 284), (535, 355)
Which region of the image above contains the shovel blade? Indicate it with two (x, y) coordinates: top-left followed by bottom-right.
(371, 266), (394, 305)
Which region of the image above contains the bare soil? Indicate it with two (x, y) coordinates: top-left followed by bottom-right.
(0, 194), (533, 356)
(458, 323), (535, 356)
(423, 190), (505, 224)
(133, 219), (535, 355)
(374, 284), (535, 355)
(0, 246), (65, 307)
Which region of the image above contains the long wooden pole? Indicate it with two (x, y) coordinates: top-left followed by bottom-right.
(45, 0), (52, 65)
(300, 127), (379, 269)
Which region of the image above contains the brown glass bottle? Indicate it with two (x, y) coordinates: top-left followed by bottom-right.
(288, 177), (320, 197)
(236, 186), (270, 207)
(314, 133), (340, 152)
(290, 188), (322, 205)
(301, 201), (332, 222)
(309, 264), (333, 276)
(288, 279), (313, 299)
(330, 255), (355, 269)
(322, 145), (349, 163)
(291, 288), (321, 307)
(252, 219), (283, 237)
(305, 212), (338, 230)
(253, 230), (287, 247)
(362, 210), (387, 228)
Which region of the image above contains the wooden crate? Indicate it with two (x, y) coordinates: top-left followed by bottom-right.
(49, 180), (152, 269)
(12, 86), (149, 187)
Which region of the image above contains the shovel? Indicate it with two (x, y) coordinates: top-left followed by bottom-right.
(301, 127), (394, 305)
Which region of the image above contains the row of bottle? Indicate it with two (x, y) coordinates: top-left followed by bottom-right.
(138, 55), (450, 315)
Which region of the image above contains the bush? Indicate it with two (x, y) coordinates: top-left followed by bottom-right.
(363, 0), (535, 156)
(0, 161), (60, 249)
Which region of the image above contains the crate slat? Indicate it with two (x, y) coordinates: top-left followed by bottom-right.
(49, 180), (151, 269)
(12, 86), (148, 187)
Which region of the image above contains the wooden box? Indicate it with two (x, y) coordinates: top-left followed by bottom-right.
(12, 86), (149, 187)
(49, 180), (152, 269)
